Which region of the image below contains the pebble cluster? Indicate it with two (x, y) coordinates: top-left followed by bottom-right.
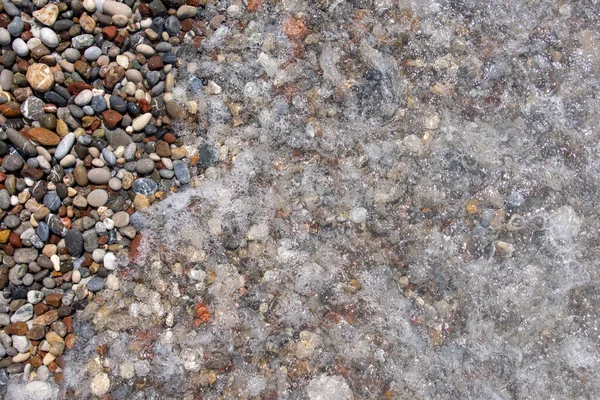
(0, 0), (199, 386)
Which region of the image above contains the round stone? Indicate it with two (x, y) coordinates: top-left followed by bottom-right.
(112, 211), (129, 228)
(88, 168), (111, 184)
(3, 153), (23, 172)
(132, 178), (158, 196)
(87, 276), (105, 292)
(84, 46), (102, 61)
(91, 95), (107, 113)
(75, 89), (93, 106)
(108, 177), (121, 191)
(103, 252), (117, 270)
(26, 64), (55, 92)
(136, 158), (155, 175)
(12, 38), (29, 57)
(39, 27), (59, 48)
(87, 189), (108, 207)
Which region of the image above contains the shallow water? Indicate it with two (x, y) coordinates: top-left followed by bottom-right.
(8, 0), (600, 398)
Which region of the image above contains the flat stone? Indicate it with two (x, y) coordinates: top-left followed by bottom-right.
(173, 160), (190, 184)
(27, 127), (60, 146)
(136, 158), (155, 175)
(65, 229), (84, 257)
(26, 64), (54, 92)
(11, 303), (34, 323)
(14, 248), (38, 264)
(55, 132), (75, 160)
(87, 168), (111, 184)
(132, 178), (158, 196)
(87, 189), (108, 208)
(32, 4), (59, 26)
(87, 276), (105, 292)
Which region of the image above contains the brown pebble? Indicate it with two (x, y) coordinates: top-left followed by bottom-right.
(29, 356), (43, 368)
(34, 302), (49, 315)
(5, 321), (28, 335)
(45, 293), (62, 308)
(9, 232), (21, 248)
(27, 325), (46, 341)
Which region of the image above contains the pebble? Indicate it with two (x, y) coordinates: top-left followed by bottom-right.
(75, 90), (93, 106)
(173, 160), (191, 184)
(84, 46), (102, 61)
(103, 252), (117, 270)
(11, 304), (34, 323)
(55, 132), (75, 160)
(136, 158), (155, 175)
(12, 38), (29, 57)
(87, 276), (105, 292)
(39, 28), (59, 48)
(132, 178), (158, 196)
(88, 168), (111, 184)
(87, 189), (108, 207)
(101, 1), (133, 18)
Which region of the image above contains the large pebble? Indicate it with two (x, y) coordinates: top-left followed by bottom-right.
(12, 38), (29, 57)
(132, 178), (158, 196)
(87, 168), (111, 184)
(87, 189), (108, 207)
(55, 132), (75, 160)
(132, 113), (152, 131)
(32, 4), (59, 26)
(103, 252), (117, 270)
(136, 158), (155, 175)
(75, 90), (93, 106)
(102, 1), (133, 17)
(39, 28), (59, 48)
(84, 46), (102, 61)
(173, 160), (191, 184)
(177, 5), (197, 19)
(11, 303), (33, 323)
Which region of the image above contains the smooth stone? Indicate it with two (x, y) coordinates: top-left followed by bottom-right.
(65, 229), (84, 257)
(43, 193), (61, 212)
(12, 38), (29, 57)
(103, 252), (117, 270)
(108, 177), (121, 191)
(63, 48), (81, 63)
(101, 148), (116, 166)
(3, 153), (24, 172)
(173, 160), (190, 184)
(39, 28), (59, 48)
(131, 113), (152, 131)
(86, 276), (104, 292)
(0, 28), (10, 45)
(75, 89), (93, 106)
(11, 303), (34, 323)
(0, 189), (10, 210)
(136, 158), (155, 175)
(87, 168), (111, 184)
(87, 189), (108, 207)
(84, 46), (102, 61)
(91, 96), (107, 112)
(101, 1), (133, 18)
(55, 132), (75, 160)
(132, 178), (158, 195)
(177, 5), (197, 19)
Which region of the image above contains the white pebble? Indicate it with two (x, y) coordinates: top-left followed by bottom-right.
(103, 252), (117, 270)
